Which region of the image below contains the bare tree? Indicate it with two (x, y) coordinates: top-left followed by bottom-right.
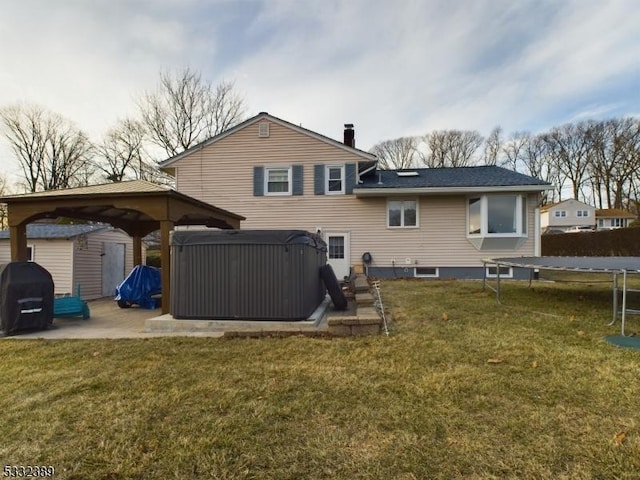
(94, 118), (149, 182)
(369, 136), (420, 169)
(139, 68), (246, 158)
(0, 104), (93, 192)
(423, 129), (483, 167)
(483, 126), (502, 166)
(542, 122), (592, 202)
(501, 131), (530, 171)
(587, 118), (640, 209)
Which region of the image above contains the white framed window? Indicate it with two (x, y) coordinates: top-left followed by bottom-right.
(554, 210), (567, 218)
(598, 219), (604, 228)
(468, 195), (527, 237)
(27, 245), (34, 262)
(325, 165), (345, 194)
(264, 167), (292, 195)
(414, 267), (439, 278)
(577, 210), (589, 217)
(613, 218), (624, 227)
(327, 236), (345, 259)
(486, 266), (513, 278)
(387, 199), (418, 228)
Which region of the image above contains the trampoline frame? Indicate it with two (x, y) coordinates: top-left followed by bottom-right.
(482, 256), (640, 336)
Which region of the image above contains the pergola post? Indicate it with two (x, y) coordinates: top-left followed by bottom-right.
(160, 220), (174, 315)
(9, 224), (27, 261)
(132, 235), (143, 266)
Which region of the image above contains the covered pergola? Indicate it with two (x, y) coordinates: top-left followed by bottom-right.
(0, 180), (244, 314)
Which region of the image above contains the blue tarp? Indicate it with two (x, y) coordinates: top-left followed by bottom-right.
(115, 265), (161, 309)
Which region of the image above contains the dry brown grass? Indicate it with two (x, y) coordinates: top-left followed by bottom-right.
(1, 278), (639, 479)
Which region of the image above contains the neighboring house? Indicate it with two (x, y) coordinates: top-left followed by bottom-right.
(159, 112), (551, 280)
(595, 209), (636, 230)
(540, 199), (596, 232)
(0, 223), (143, 299)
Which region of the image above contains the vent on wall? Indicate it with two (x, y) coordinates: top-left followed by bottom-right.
(258, 122), (270, 138)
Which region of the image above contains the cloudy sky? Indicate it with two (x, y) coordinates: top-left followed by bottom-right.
(1, 0), (639, 181)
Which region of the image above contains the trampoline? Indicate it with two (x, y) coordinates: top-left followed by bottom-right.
(482, 256), (640, 336)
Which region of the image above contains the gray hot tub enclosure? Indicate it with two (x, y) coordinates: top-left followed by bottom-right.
(170, 230), (327, 320)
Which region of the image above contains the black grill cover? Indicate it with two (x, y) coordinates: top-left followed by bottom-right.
(0, 262), (54, 336)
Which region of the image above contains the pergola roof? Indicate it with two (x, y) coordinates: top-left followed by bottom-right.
(0, 180), (245, 314)
(0, 180), (245, 237)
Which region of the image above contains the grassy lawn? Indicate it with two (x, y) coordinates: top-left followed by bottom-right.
(2, 278), (640, 479)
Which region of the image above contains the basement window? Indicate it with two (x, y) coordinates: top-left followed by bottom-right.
(485, 266), (513, 278)
(414, 267), (438, 278)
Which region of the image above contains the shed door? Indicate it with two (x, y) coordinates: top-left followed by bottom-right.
(102, 242), (126, 297)
(326, 233), (350, 280)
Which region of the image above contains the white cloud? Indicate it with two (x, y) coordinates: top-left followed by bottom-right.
(0, 0), (638, 183)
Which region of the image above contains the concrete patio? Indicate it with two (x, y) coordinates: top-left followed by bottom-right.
(4, 297), (332, 340)
(4, 275), (382, 339)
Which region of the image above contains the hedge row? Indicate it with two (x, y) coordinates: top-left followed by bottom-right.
(541, 228), (640, 256)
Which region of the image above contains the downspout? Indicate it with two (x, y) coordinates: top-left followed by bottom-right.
(534, 207), (541, 257)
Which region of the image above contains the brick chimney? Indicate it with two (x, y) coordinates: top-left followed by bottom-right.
(343, 123), (355, 148)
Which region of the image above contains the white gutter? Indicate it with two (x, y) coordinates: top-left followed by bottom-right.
(354, 185), (554, 196)
(357, 163), (378, 181)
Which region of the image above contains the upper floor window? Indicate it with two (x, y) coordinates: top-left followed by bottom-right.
(468, 195), (527, 237)
(388, 200), (418, 228)
(554, 210), (567, 218)
(265, 167), (291, 195)
(577, 210), (589, 217)
(325, 165), (345, 194)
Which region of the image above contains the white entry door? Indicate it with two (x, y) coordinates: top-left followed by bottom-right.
(326, 233), (350, 280)
(102, 242), (126, 297)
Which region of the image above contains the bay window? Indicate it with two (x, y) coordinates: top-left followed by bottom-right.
(467, 195), (527, 249)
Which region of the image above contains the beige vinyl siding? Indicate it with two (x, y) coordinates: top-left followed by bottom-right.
(0, 239), (74, 295)
(172, 119), (538, 269)
(74, 229), (138, 300)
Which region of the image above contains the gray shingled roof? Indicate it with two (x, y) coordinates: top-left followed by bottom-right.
(0, 224), (109, 239)
(357, 166), (550, 189)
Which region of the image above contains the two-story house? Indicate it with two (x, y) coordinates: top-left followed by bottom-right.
(540, 199), (596, 232)
(159, 112), (552, 280)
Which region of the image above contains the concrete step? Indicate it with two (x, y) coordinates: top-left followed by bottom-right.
(353, 275), (370, 293)
(355, 292), (375, 306)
